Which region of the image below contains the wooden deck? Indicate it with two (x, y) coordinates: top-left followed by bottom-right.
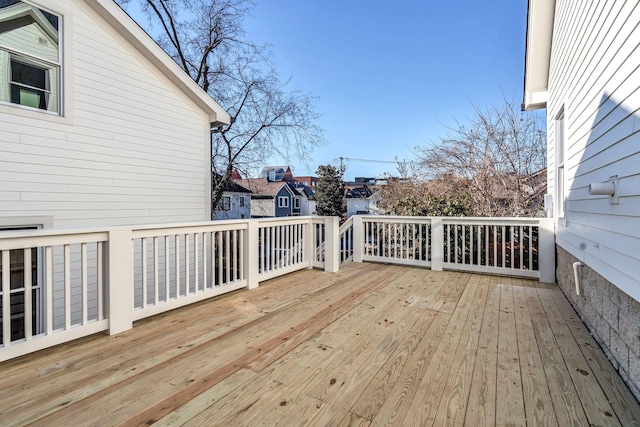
(1, 263), (639, 426)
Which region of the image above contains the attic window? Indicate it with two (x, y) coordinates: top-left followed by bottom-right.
(0, 1), (61, 114)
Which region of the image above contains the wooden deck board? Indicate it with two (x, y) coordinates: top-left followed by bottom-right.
(464, 274), (500, 426)
(495, 278), (527, 426)
(433, 273), (490, 426)
(527, 280), (590, 426)
(512, 278), (558, 426)
(549, 287), (640, 427)
(536, 285), (622, 426)
(0, 262), (638, 426)
(402, 272), (477, 425)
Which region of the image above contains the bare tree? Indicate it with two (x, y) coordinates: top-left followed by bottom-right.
(117, 0), (325, 210)
(416, 97), (546, 217)
(374, 174), (471, 217)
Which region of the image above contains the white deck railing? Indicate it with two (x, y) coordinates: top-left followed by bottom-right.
(0, 230), (110, 362)
(0, 216), (339, 362)
(0, 214), (554, 362)
(350, 216), (555, 281)
(338, 216), (354, 264)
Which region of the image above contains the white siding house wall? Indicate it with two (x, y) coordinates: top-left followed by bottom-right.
(0, 0), (229, 342)
(0, 0), (213, 229)
(299, 197), (310, 216)
(251, 199), (274, 218)
(212, 193), (251, 220)
(347, 199), (370, 218)
(547, 0), (640, 302)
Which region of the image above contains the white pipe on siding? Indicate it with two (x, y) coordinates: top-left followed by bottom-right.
(573, 261), (583, 295)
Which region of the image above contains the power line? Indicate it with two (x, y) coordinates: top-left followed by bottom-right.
(337, 157), (421, 165)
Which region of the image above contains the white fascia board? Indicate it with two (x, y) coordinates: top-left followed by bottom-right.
(85, 0), (230, 126)
(523, 0), (555, 111)
(524, 90), (549, 111)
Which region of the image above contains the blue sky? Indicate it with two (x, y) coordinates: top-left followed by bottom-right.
(242, 0), (529, 180)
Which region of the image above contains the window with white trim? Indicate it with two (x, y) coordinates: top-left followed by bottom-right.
(0, 1), (61, 114)
(221, 196), (231, 211)
(278, 196), (289, 208)
(555, 108), (565, 217)
(294, 197), (301, 209)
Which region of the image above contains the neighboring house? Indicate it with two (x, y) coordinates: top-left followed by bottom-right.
(212, 178), (251, 220)
(0, 0), (229, 231)
(290, 184), (315, 216)
(524, 0), (640, 399)
(293, 175), (320, 189)
(345, 186), (374, 218)
(260, 166), (294, 182)
(235, 178), (295, 218)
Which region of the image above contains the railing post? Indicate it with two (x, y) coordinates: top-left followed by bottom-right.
(324, 216), (340, 273)
(245, 220), (259, 289)
(305, 218), (314, 269)
(106, 227), (133, 335)
(353, 216), (363, 263)
(538, 218), (556, 283)
(431, 217), (444, 271)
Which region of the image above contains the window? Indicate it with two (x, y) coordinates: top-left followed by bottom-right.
(239, 196), (245, 208)
(294, 197), (301, 209)
(0, 226), (42, 343)
(556, 108), (565, 217)
(0, 1), (61, 114)
(278, 196), (289, 208)
(221, 196), (231, 211)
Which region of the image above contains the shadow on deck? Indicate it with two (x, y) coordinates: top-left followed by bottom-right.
(0, 263), (638, 426)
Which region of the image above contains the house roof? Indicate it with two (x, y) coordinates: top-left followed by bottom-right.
(86, 0), (230, 126)
(522, 0), (556, 111)
(234, 178), (293, 197)
(260, 166), (293, 182)
(345, 187), (373, 199)
(213, 175), (251, 193)
(290, 184), (314, 198)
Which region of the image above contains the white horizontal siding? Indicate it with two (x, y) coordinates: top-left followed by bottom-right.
(0, 14), (58, 62)
(251, 199), (275, 218)
(548, 0), (640, 301)
(0, 0), (213, 228)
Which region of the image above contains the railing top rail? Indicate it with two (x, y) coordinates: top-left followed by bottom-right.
(311, 217), (331, 224)
(440, 217), (547, 225)
(256, 216), (325, 226)
(339, 216), (354, 234)
(131, 219), (250, 232)
(132, 222), (249, 238)
(0, 217), (334, 249)
(360, 216), (431, 224)
(0, 229), (109, 250)
(355, 215), (550, 225)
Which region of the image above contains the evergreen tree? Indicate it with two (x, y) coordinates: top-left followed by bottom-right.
(315, 165), (345, 219)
